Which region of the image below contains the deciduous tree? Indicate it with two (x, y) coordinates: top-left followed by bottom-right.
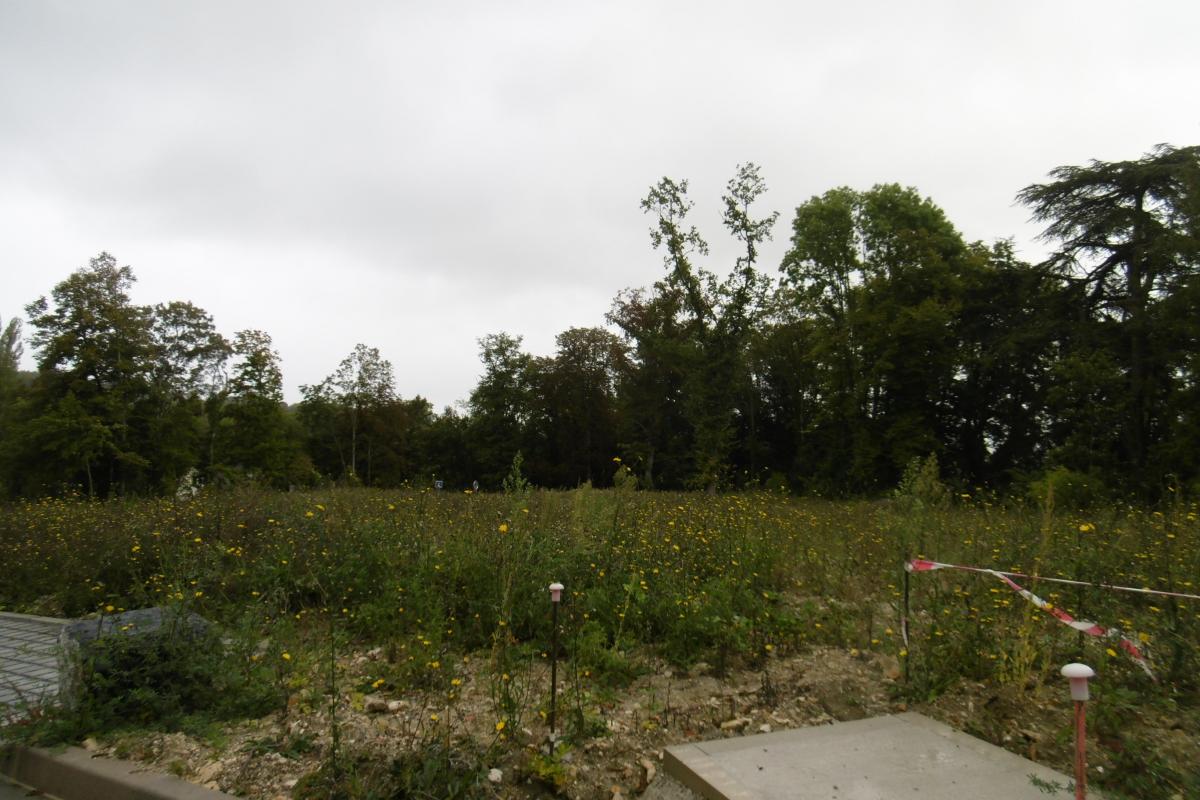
(468, 333), (533, 488)
(214, 330), (309, 487)
(779, 185), (970, 491)
(24, 254), (157, 494)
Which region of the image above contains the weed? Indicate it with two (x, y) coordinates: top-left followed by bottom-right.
(0, 485), (1196, 796)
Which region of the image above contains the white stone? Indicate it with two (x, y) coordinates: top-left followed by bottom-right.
(195, 761), (223, 783)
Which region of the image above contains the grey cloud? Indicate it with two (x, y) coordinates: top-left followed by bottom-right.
(2, 0), (1197, 408)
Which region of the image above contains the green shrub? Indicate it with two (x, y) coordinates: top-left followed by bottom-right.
(3, 617), (283, 746)
(894, 453), (950, 510)
(1028, 467), (1108, 509)
(390, 740), (487, 800)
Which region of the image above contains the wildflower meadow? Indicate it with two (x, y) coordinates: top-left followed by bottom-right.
(1, 476), (1197, 797)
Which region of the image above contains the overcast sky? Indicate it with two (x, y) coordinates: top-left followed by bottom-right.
(2, 1), (1197, 409)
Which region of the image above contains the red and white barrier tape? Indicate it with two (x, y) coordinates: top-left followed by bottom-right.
(905, 558), (1155, 679)
(909, 559), (1200, 602)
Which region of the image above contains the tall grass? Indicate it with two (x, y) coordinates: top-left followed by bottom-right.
(2, 485), (1195, 698)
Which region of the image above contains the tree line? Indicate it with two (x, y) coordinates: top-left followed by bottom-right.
(1, 144), (1197, 499)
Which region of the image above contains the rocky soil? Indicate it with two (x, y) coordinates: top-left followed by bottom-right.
(88, 645), (1196, 799)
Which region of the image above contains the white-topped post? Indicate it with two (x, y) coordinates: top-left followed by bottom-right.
(548, 582), (564, 736)
(1061, 663), (1094, 799)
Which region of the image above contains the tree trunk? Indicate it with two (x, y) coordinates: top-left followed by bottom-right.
(1127, 190), (1150, 469)
(350, 407), (358, 478)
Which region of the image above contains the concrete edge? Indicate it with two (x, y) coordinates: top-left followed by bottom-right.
(0, 744), (238, 800)
(663, 745), (756, 800)
(0, 612), (70, 626)
(664, 713), (1090, 800)
(893, 712), (1093, 791)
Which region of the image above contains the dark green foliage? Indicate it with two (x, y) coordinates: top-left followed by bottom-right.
(568, 619), (644, 688)
(0, 316), (24, 496)
(213, 330), (312, 488)
(608, 165), (777, 492)
(528, 327), (627, 488)
(1020, 144), (1200, 493)
(775, 184), (976, 492)
(388, 741), (487, 800)
(467, 333), (534, 488)
(4, 145), (1199, 498)
(1027, 466), (1108, 510)
(3, 615), (284, 746)
(12, 257), (304, 495)
(946, 241), (1059, 485)
(291, 760), (369, 800)
(1088, 686), (1199, 799)
(22, 254), (160, 495)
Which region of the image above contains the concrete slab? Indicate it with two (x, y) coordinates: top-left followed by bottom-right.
(0, 612), (68, 710)
(0, 773), (52, 800)
(1, 745), (238, 800)
(664, 713), (1081, 800)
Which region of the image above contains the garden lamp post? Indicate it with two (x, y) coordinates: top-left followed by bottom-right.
(548, 582), (564, 736)
(1061, 662), (1094, 799)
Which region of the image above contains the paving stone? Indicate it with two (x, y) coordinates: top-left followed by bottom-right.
(0, 612), (67, 709)
(665, 712), (1085, 800)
